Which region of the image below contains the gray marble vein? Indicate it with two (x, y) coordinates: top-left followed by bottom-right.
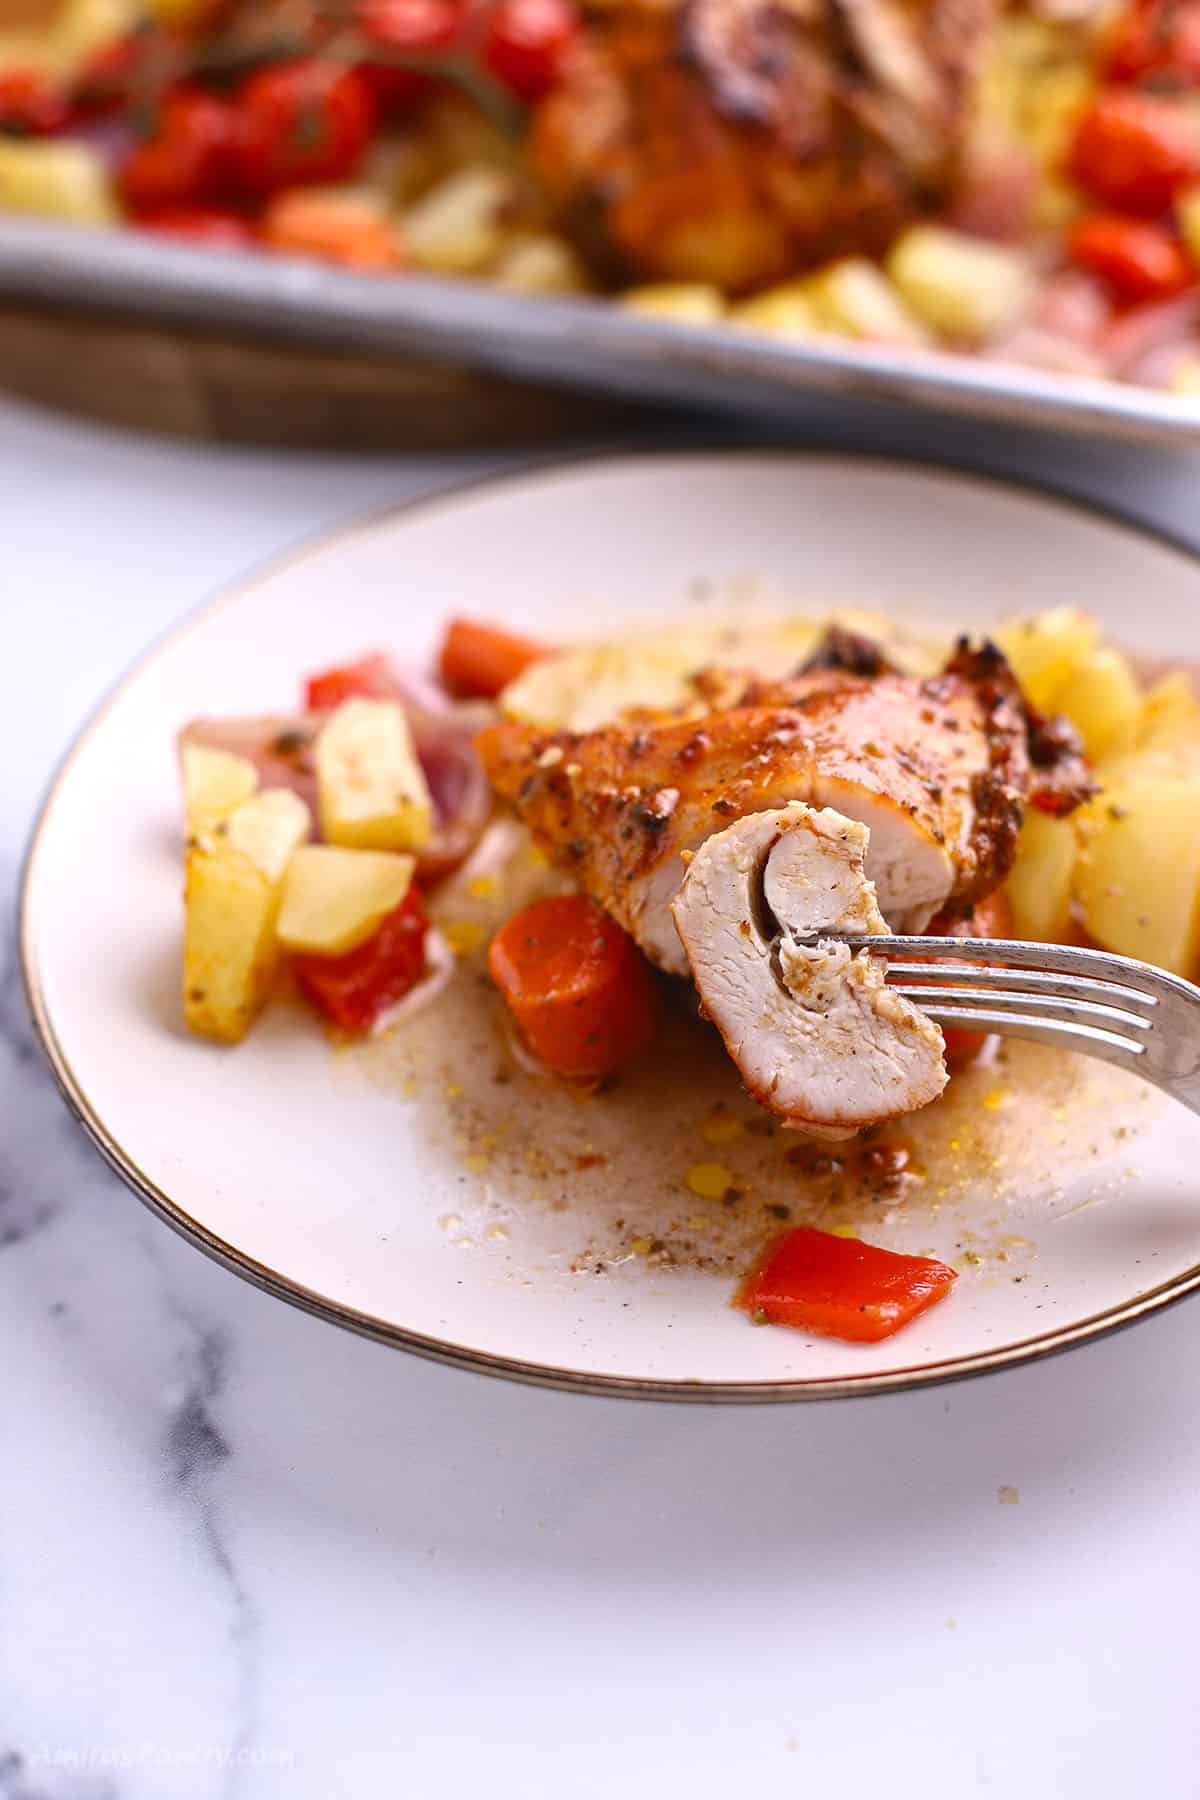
(0, 1750), (118, 1800)
(0, 862), (37, 1069)
(152, 1271), (262, 1800)
(0, 867), (87, 1248)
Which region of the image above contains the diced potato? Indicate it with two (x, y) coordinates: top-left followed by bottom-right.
(1075, 776), (1200, 977)
(732, 280), (822, 338)
(1178, 186), (1200, 270)
(217, 788), (310, 882)
(403, 168), (521, 275)
(184, 848), (279, 1043)
(183, 788), (309, 1042)
(803, 258), (930, 346)
(886, 226), (1035, 343)
(0, 0), (137, 78)
(181, 745), (258, 835)
(1058, 646), (1142, 761)
(621, 284), (725, 324)
(1005, 809), (1076, 943)
(1139, 671), (1200, 749)
(503, 618), (819, 730)
(1091, 675), (1200, 786)
(1022, 66), (1093, 180)
(973, 19), (1093, 180)
(53, 0), (138, 67)
(490, 233), (588, 294)
(277, 846), (415, 955)
(1095, 737), (1200, 792)
(0, 140), (116, 225)
(143, 0), (209, 19)
(316, 699), (433, 851)
(1171, 360), (1200, 397)
(993, 607), (1101, 713)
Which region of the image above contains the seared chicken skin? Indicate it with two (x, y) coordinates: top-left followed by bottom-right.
(530, 0), (995, 289)
(672, 802), (947, 1132)
(477, 636), (1089, 977)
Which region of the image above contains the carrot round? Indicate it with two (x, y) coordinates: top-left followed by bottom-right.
(439, 617), (550, 699)
(488, 894), (657, 1078)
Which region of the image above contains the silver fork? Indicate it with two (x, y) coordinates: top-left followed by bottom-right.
(834, 935), (1200, 1118)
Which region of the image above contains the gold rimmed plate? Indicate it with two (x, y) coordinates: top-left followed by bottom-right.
(20, 452), (1200, 1400)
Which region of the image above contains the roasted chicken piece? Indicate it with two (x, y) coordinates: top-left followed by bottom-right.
(477, 634), (1090, 977)
(530, 0), (995, 290)
(671, 802), (947, 1133)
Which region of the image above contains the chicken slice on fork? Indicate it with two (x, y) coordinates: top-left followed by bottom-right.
(671, 802), (947, 1134)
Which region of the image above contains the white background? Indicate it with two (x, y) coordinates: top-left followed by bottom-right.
(3, 389), (1200, 1797)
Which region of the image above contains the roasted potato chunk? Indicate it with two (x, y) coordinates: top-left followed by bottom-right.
(1058, 646), (1142, 762)
(277, 846), (416, 955)
(1075, 776), (1200, 978)
(1005, 810), (1077, 943)
(993, 607), (1100, 714)
(181, 745), (258, 834)
(183, 789), (309, 1042)
(316, 699), (433, 852)
(887, 227), (1035, 344)
(0, 140), (117, 224)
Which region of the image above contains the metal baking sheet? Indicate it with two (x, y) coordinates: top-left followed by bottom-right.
(3, 213), (1200, 446)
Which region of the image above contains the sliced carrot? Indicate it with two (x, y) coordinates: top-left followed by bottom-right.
(488, 894), (657, 1078)
(737, 1226), (957, 1343)
(925, 890), (1013, 1068)
(439, 617), (551, 699)
(261, 189), (404, 272)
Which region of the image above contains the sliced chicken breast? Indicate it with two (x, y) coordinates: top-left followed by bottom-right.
(477, 636), (1090, 978)
(671, 803), (947, 1133)
(480, 670), (996, 974)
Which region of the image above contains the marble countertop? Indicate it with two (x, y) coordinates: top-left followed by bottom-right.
(4, 391), (1200, 1800)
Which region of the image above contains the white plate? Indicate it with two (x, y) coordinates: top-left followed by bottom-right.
(20, 452), (1200, 1401)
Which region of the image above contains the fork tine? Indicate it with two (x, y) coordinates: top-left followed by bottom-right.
(837, 934), (1168, 998)
(786, 933), (1200, 1110)
(892, 984), (1153, 1035)
(882, 962), (1157, 1010)
(914, 1005), (1147, 1061)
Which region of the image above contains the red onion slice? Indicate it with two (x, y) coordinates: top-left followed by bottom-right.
(180, 693), (493, 882)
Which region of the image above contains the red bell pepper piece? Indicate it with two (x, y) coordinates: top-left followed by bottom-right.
(737, 1226), (957, 1343)
(303, 651), (404, 712)
(0, 70), (69, 135)
(135, 207), (256, 249)
(118, 87), (237, 215)
(231, 59), (376, 197)
(1067, 214), (1193, 306)
(1068, 89), (1200, 217)
(483, 0), (581, 101)
(357, 0), (463, 109)
(1105, 1), (1200, 87)
(293, 887), (428, 1032)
